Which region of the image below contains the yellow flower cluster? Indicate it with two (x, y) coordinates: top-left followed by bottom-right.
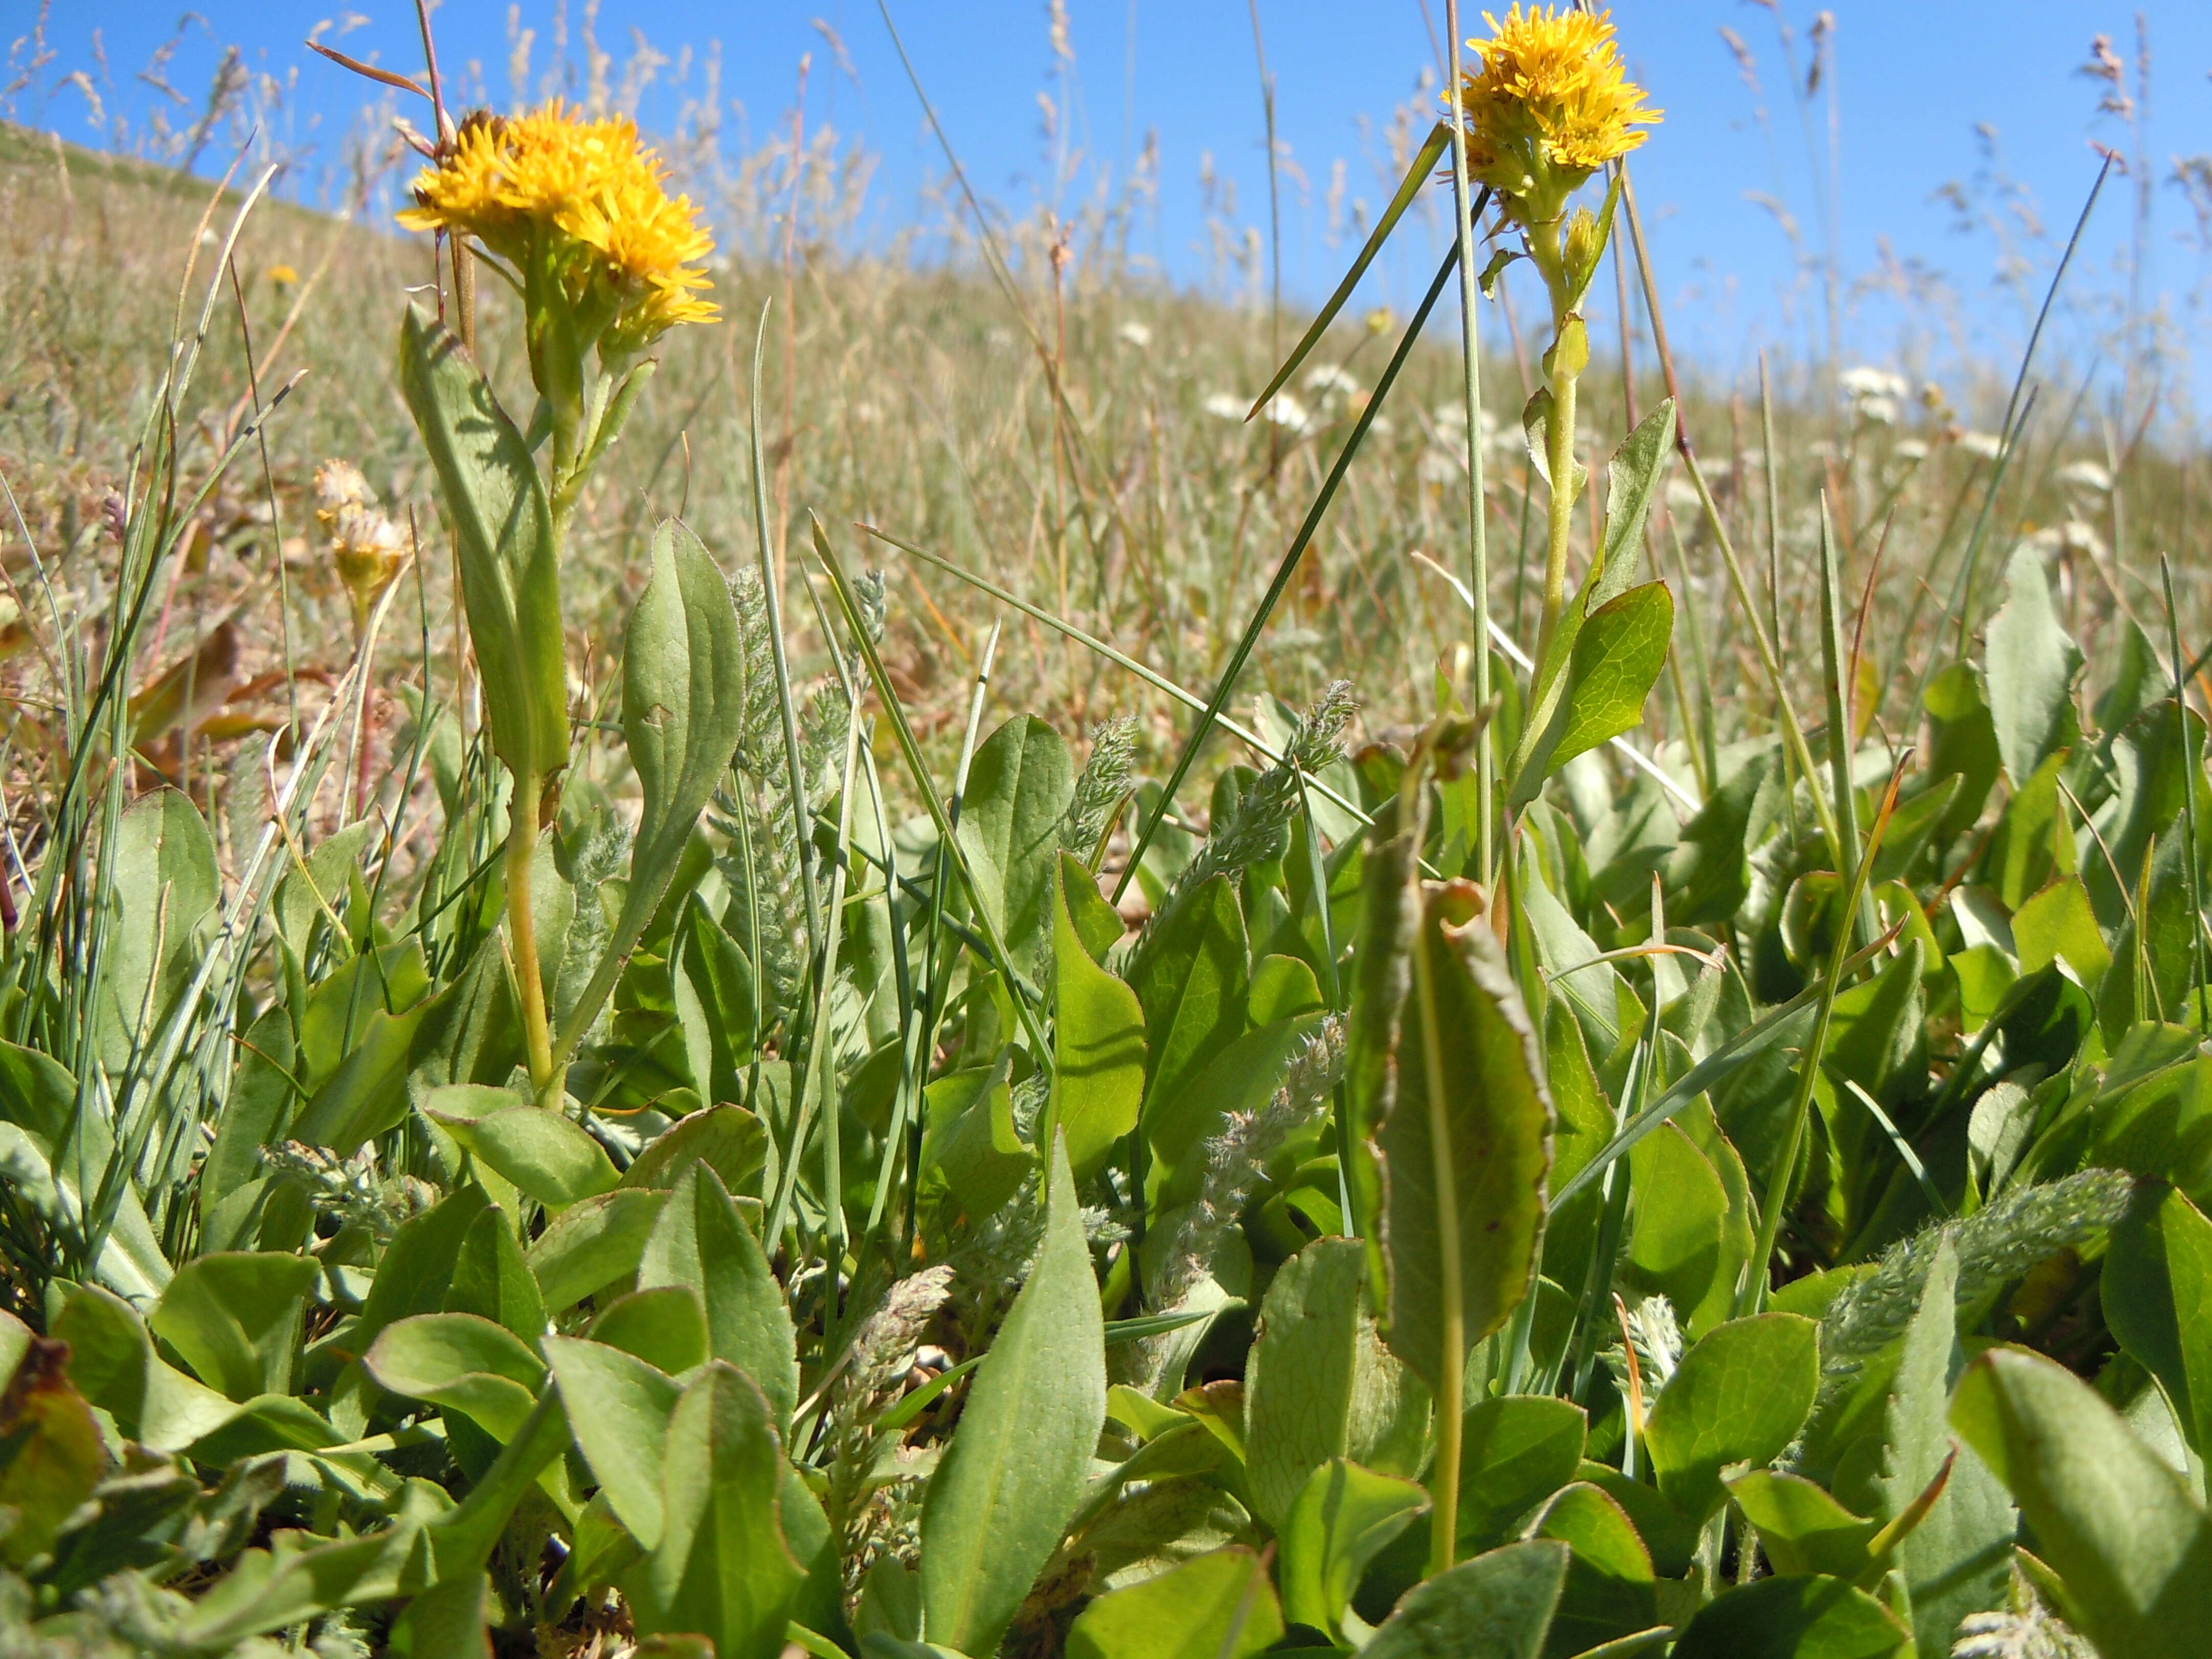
(1452, 6), (1659, 222)
(399, 102), (718, 351)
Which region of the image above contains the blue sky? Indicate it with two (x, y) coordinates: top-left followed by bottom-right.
(14, 3), (2212, 412)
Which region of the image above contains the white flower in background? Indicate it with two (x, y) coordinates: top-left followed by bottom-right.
(1737, 447), (1766, 472)
(2060, 519), (2109, 560)
(1664, 476), (1702, 513)
(2055, 459), (2113, 493)
(1433, 402), (1467, 430)
(1117, 320), (1153, 350)
(1304, 363), (1360, 400)
(1956, 431), (2004, 460)
(1840, 366), (1910, 403)
(1261, 392), (1312, 433)
(1417, 450), (1463, 487)
(1841, 366), (1908, 428)
(1894, 439), (1929, 462)
(1203, 391), (1246, 422)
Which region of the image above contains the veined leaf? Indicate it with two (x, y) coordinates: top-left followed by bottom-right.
(1875, 1236), (2014, 1653)
(1360, 1538), (1570, 1659)
(1951, 1345), (2212, 1659)
(1644, 1313), (1818, 1524)
(1051, 852), (1146, 1178)
(627, 1362), (805, 1659)
(920, 1133), (1107, 1656)
(1376, 894), (1552, 1392)
(637, 1164), (798, 1437)
(1064, 1546), (1282, 1659)
(1587, 400), (1677, 613)
(1279, 1459), (1428, 1643)
(397, 303), (566, 780)
(556, 518), (752, 1065)
(1245, 1236), (1428, 1528)
(1983, 543), (2083, 790)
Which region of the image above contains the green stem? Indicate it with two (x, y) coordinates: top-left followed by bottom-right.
(1536, 358), (1582, 667)
(1402, 760), (1464, 1578)
(1443, 0), (1494, 882)
(505, 764), (556, 1104)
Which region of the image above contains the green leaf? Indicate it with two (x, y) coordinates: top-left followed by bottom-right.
(921, 1133), (1107, 1656)
(1051, 853), (1147, 1178)
(1726, 1472), (1877, 1578)
(1065, 1545), (1283, 1659)
(956, 715), (1076, 967)
(443, 1198), (550, 1343)
(1376, 896), (1552, 1392)
(146, 1251), (320, 1402)
(557, 519), (754, 1062)
(364, 1311), (547, 1448)
(428, 1102), (620, 1210)
(365, 1312), (544, 1396)
(1588, 401), (1677, 613)
(1132, 874), (1250, 1119)
(351, 1184), (491, 1354)
(1669, 1575), (1909, 1658)
(94, 787), (220, 1076)
(1245, 1237), (1429, 1528)
(1875, 1235), (2014, 1653)
(627, 1362), (805, 1659)
(589, 1287), (710, 1376)
(1359, 1538), (1570, 1659)
(1147, 1012), (1330, 1210)
(1622, 1123), (1728, 1332)
(289, 991), (442, 1155)
(0, 1044), (168, 1302)
(1512, 581), (1674, 804)
(1952, 1345), (2212, 1658)
(637, 1164), (798, 1436)
(1527, 1483), (1657, 1658)
(544, 1335), (683, 1549)
(1983, 543), (2083, 789)
(2110, 1184), (2212, 1457)
(920, 1066), (1032, 1223)
(397, 302), (567, 779)
(622, 1101), (769, 1196)
(2013, 875), (2111, 991)
(528, 1187), (668, 1311)
(1279, 1458), (1429, 1643)
(1457, 1395), (1586, 1551)
(51, 1284), (243, 1453)
(1644, 1313), (1818, 1524)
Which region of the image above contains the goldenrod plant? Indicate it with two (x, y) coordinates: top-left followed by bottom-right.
(3, 7), (2211, 1658)
(395, 100), (725, 1107)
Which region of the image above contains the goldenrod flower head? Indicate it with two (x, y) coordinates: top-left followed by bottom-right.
(1452, 6), (1658, 224)
(267, 263), (299, 286)
(398, 102), (719, 354)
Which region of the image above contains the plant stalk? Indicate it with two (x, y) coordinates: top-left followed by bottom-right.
(1442, 0), (1495, 880)
(505, 764), (556, 1103)
(1403, 757), (1463, 1577)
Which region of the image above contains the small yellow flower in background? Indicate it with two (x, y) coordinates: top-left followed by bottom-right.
(399, 101), (718, 356)
(1451, 6), (1659, 226)
(267, 263), (300, 287)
